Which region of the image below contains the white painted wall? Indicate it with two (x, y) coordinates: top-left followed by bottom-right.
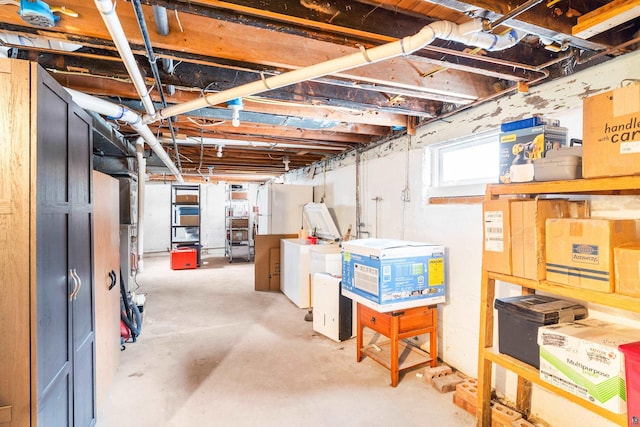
(143, 182), (257, 255)
(284, 51), (640, 427)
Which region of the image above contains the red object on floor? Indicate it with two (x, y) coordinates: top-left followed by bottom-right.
(171, 247), (197, 270)
(619, 341), (640, 427)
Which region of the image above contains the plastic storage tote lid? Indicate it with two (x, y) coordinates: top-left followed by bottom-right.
(619, 341), (640, 356)
(494, 294), (588, 324)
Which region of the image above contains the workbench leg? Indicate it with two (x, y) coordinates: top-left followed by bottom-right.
(390, 315), (399, 387)
(356, 303), (363, 363)
(430, 307), (438, 367)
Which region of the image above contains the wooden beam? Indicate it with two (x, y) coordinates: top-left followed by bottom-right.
(573, 0), (640, 39)
(0, 1), (497, 100)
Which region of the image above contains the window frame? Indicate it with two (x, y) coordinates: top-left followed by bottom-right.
(426, 129), (500, 198)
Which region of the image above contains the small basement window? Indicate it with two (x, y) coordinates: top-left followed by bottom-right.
(426, 129), (499, 198)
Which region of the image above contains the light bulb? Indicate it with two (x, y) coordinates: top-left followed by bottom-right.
(217, 146), (223, 158)
(228, 98), (243, 128)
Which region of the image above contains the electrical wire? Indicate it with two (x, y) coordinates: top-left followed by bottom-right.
(174, 9), (184, 33)
(186, 116), (226, 127)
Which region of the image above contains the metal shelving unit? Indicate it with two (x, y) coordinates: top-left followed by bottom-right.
(225, 184), (252, 262)
(171, 184), (201, 266)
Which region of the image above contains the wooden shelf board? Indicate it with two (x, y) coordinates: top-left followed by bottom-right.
(486, 176), (640, 197)
(362, 340), (432, 371)
(482, 348), (627, 425)
(487, 272), (640, 313)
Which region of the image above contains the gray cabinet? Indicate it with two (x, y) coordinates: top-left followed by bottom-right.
(35, 61), (96, 427)
(0, 58), (95, 426)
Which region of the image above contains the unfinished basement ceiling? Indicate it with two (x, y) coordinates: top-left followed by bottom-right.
(0, 0), (638, 181)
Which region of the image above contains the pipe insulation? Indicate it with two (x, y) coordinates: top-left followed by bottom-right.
(136, 138), (146, 272)
(94, 0), (157, 118)
(144, 20), (527, 123)
(65, 88), (184, 182)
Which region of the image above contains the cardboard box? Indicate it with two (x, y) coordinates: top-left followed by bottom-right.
(614, 242), (640, 297)
(175, 194), (198, 203)
(231, 218), (249, 228)
(341, 238), (446, 312)
(231, 230), (249, 241)
(269, 247), (281, 290)
(482, 199), (514, 275)
(545, 218), (637, 292)
(538, 319), (640, 414)
(180, 215), (199, 226)
(254, 234), (296, 291)
(582, 83), (640, 178)
(511, 199), (569, 280)
(231, 191), (248, 200)
(499, 125), (567, 184)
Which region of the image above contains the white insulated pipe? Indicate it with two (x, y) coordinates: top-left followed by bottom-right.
(65, 88), (184, 182)
(144, 20), (527, 123)
(95, 0), (157, 118)
(136, 138), (146, 272)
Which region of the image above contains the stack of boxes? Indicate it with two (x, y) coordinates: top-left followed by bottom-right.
(486, 82), (640, 416)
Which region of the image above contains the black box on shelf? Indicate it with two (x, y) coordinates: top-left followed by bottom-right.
(494, 294), (587, 369)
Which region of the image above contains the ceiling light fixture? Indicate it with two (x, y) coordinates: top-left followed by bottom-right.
(217, 145), (223, 158)
(227, 98), (243, 127)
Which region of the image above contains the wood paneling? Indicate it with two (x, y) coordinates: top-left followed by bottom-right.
(92, 171), (121, 409)
(0, 57), (32, 427)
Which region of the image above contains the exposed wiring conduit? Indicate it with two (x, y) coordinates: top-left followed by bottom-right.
(143, 20), (527, 123)
(131, 0), (182, 172)
(65, 88), (184, 182)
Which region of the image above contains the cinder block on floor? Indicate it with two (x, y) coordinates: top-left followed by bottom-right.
(511, 419), (536, 427)
(423, 365), (452, 384)
(491, 401), (522, 427)
(453, 392), (476, 416)
(455, 379), (478, 406)
(432, 372), (464, 393)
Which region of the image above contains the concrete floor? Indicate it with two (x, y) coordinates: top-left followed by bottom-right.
(96, 254), (475, 427)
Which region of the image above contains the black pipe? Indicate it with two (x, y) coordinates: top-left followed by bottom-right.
(131, 0), (182, 173)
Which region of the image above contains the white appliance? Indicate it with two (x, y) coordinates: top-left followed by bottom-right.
(256, 183), (313, 234)
(281, 240), (341, 308)
(312, 273), (356, 342)
(280, 203), (342, 308)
